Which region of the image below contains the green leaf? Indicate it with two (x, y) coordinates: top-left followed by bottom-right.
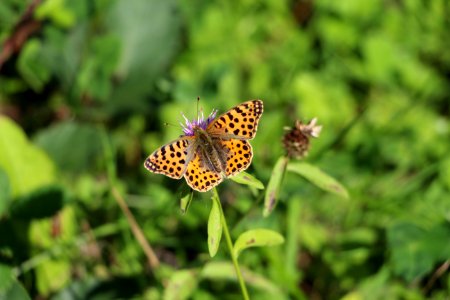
(387, 222), (450, 281)
(34, 121), (102, 173)
(34, 0), (75, 28)
(163, 269), (199, 300)
(106, 0), (182, 111)
(0, 2), (25, 32)
(230, 171), (264, 190)
(233, 229), (284, 258)
(0, 117), (55, 198)
(363, 34), (398, 85)
(263, 156), (288, 217)
(342, 268), (391, 300)
(35, 259), (71, 296)
(0, 77), (27, 94)
(10, 185), (64, 220)
(0, 265), (31, 300)
(0, 280), (31, 300)
(16, 39), (51, 92)
(287, 162), (349, 199)
(50, 278), (98, 300)
(0, 168), (11, 217)
(76, 35), (121, 100)
(0, 264), (14, 294)
(208, 190), (223, 257)
(180, 190), (194, 215)
(336, 227), (377, 246)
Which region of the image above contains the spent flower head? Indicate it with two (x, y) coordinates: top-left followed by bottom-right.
(282, 118), (322, 159)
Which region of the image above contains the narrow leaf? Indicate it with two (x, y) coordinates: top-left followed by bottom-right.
(287, 162), (349, 199)
(230, 171), (264, 189)
(208, 190), (223, 257)
(263, 156), (288, 217)
(163, 269), (199, 300)
(180, 190), (193, 215)
(233, 229), (284, 258)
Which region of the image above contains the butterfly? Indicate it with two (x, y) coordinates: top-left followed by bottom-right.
(144, 100), (264, 192)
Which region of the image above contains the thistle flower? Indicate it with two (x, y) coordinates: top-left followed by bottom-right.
(180, 109), (218, 136)
(282, 118), (322, 159)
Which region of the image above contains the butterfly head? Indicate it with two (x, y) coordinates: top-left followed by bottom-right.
(181, 108), (218, 136)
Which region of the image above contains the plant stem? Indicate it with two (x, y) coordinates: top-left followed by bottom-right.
(100, 128), (160, 269)
(112, 187), (160, 269)
(213, 188), (250, 300)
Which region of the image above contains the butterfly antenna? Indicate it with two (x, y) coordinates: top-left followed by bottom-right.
(196, 96), (200, 122)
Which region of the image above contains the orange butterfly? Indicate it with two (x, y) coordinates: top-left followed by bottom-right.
(144, 100), (263, 192)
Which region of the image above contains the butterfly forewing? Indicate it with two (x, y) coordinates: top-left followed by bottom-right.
(144, 137), (193, 179)
(208, 100), (263, 140)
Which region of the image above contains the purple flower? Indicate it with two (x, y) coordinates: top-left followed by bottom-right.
(181, 109), (218, 136)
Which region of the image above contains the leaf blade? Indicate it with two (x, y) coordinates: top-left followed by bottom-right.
(180, 190), (193, 215)
(208, 190), (223, 257)
(263, 156), (288, 217)
(287, 162), (349, 199)
(230, 171), (264, 190)
(0, 116), (55, 197)
(233, 229), (284, 258)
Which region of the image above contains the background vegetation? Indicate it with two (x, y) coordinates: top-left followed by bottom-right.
(1, 0), (449, 299)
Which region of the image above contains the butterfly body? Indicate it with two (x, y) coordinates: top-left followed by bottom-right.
(191, 127), (227, 175)
(144, 100), (263, 192)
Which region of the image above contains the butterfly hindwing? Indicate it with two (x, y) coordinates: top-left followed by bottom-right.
(184, 153), (223, 192)
(221, 139), (253, 176)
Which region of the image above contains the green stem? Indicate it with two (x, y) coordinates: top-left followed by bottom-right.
(213, 188), (250, 300)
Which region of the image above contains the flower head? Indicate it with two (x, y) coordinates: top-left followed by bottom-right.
(181, 109), (218, 136)
(282, 118), (322, 159)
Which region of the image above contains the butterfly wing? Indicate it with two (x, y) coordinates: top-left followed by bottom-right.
(220, 139), (253, 176)
(207, 100), (263, 140)
(144, 137), (193, 179)
(184, 153), (224, 192)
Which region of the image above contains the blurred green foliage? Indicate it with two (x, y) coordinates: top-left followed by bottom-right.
(1, 0), (449, 299)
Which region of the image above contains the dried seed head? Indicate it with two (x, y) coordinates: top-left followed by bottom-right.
(282, 118), (322, 159)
